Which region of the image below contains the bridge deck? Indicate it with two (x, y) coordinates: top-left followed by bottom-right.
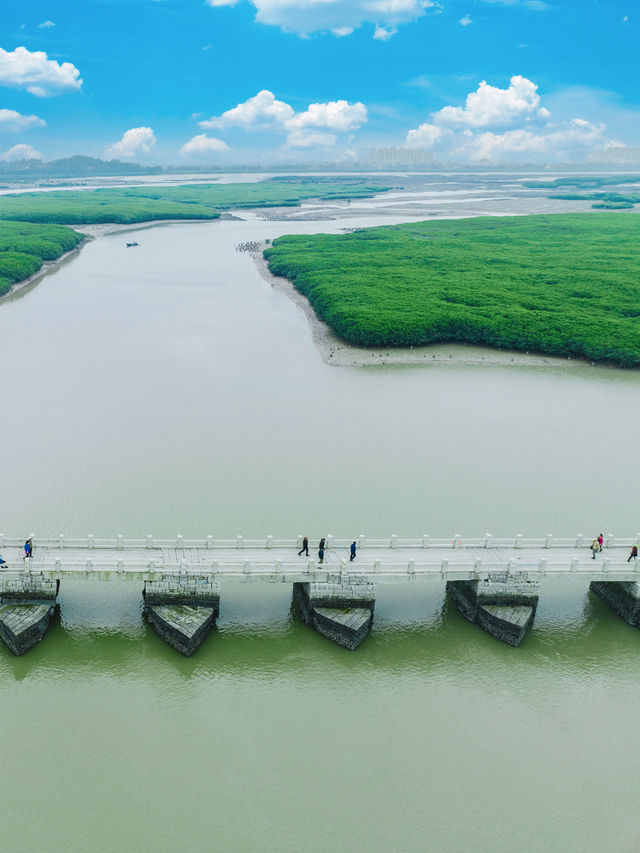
(1, 536), (639, 583)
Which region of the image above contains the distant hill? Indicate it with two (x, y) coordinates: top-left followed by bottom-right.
(0, 155), (161, 179)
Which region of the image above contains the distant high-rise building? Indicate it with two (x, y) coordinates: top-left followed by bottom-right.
(358, 147), (434, 167)
(588, 146), (640, 165)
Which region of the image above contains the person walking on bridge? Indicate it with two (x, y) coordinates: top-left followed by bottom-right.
(318, 545), (325, 564)
(298, 536), (309, 557)
(628, 545), (638, 562)
(591, 538), (599, 560)
(598, 533), (604, 552)
(350, 541), (357, 562)
(23, 538), (33, 561)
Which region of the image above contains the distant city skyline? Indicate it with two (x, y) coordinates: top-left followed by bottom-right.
(0, 1), (638, 165)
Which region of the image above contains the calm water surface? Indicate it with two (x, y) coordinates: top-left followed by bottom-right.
(1, 186), (640, 852)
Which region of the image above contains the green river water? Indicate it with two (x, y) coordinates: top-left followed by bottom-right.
(1, 181), (640, 852)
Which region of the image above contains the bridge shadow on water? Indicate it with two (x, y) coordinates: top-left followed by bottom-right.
(2, 579), (640, 684)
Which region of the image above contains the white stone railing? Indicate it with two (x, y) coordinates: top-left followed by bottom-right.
(0, 533), (637, 550)
(1, 557), (639, 583)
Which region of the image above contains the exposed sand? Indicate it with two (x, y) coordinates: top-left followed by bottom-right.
(252, 243), (577, 369)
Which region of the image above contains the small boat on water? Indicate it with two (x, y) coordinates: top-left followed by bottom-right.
(126, 241), (139, 247)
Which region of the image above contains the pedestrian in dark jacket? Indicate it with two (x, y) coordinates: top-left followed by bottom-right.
(24, 539), (32, 560)
(318, 547), (324, 564)
(628, 545), (638, 562)
(319, 537), (325, 552)
(298, 536), (309, 557)
(350, 541), (357, 562)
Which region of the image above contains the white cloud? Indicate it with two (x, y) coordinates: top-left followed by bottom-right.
(38, 20), (56, 28)
(179, 133), (230, 157)
(0, 46), (82, 96)
(200, 90), (294, 129)
(198, 91), (368, 150)
(405, 122), (444, 148)
(285, 130), (338, 148)
(404, 76), (612, 162)
(373, 25), (397, 39)
(432, 75), (547, 128)
(459, 14), (472, 25)
(107, 127), (156, 158)
(481, 0), (548, 9)
(206, 0), (437, 37)
(286, 100), (367, 131)
(1, 143), (42, 161)
(451, 120), (606, 162)
(0, 108), (46, 130)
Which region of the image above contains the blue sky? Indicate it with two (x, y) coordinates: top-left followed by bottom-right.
(0, 0), (637, 163)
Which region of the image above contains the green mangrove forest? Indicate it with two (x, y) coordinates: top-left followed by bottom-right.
(0, 221), (84, 297)
(264, 213), (640, 367)
(0, 181), (386, 225)
(524, 175), (640, 210)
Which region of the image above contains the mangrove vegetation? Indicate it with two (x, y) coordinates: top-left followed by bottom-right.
(264, 213), (640, 367)
(0, 221), (84, 297)
(0, 181), (386, 225)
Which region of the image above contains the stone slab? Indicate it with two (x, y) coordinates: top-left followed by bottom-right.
(143, 579), (220, 616)
(293, 582), (374, 650)
(312, 607), (372, 651)
(590, 581), (640, 627)
(476, 604), (535, 647)
(146, 604), (215, 656)
(446, 579), (538, 647)
(0, 603), (53, 656)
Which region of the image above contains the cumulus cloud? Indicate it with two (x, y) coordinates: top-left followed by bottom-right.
(200, 90), (294, 129)
(406, 122), (443, 148)
(0, 108), (46, 130)
(373, 25), (397, 39)
(1, 143), (42, 161)
(0, 46), (82, 96)
(198, 90), (367, 149)
(286, 129), (338, 147)
(451, 121), (605, 161)
(38, 20), (55, 28)
(405, 76), (611, 162)
(286, 100), (367, 131)
(481, 0), (548, 8)
(107, 127), (156, 158)
(205, 0), (437, 37)
(459, 14), (472, 25)
(432, 75), (548, 128)
(179, 133), (230, 157)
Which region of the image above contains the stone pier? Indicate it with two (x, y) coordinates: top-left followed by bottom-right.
(143, 575), (221, 656)
(0, 572), (59, 656)
(447, 574), (540, 647)
(590, 581), (640, 627)
(293, 578), (375, 650)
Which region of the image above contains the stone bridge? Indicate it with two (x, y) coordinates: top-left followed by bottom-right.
(1, 533), (638, 655)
